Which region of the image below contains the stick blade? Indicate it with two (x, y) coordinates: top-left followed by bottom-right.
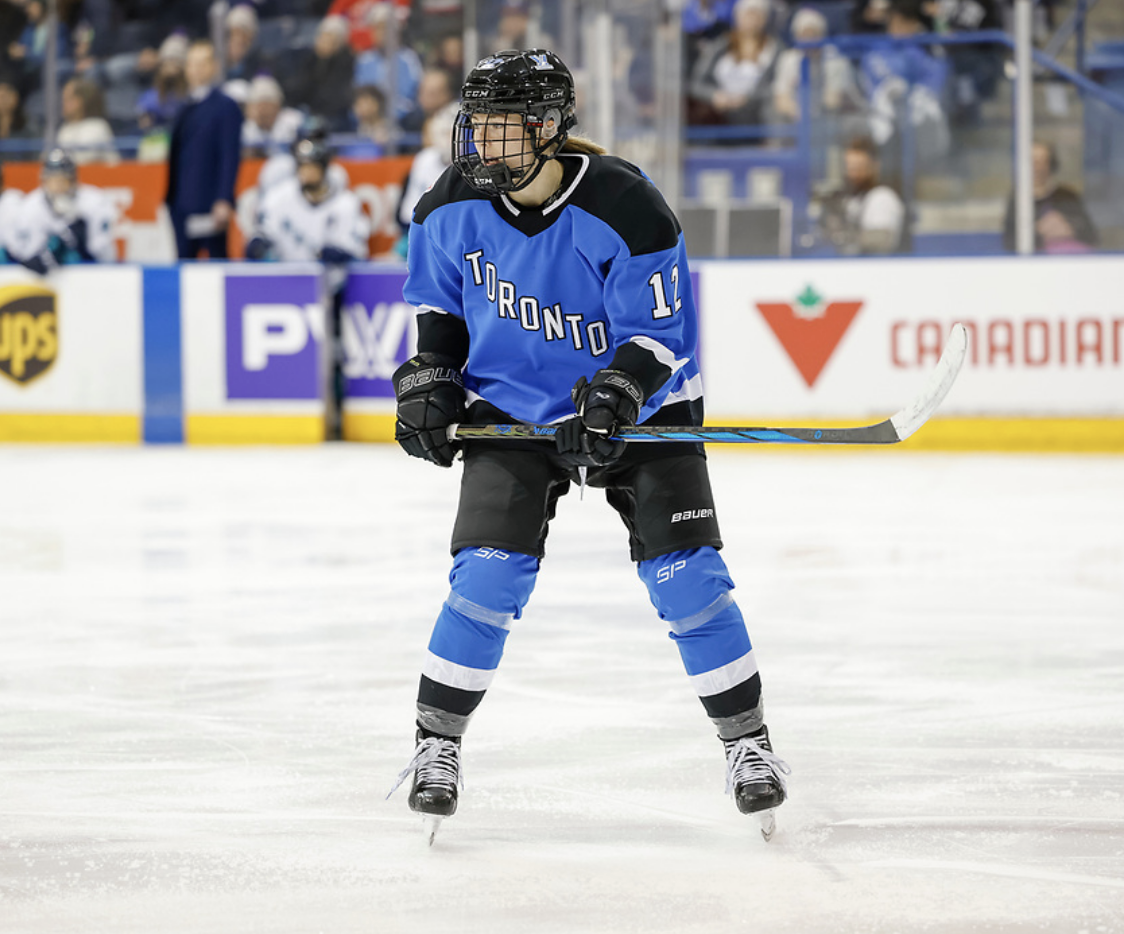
(889, 322), (968, 442)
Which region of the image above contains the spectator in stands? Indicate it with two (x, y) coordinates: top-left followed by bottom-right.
(682, 0), (736, 73)
(817, 135), (907, 255)
(428, 31), (464, 85)
(922, 0), (1003, 125)
(165, 38), (243, 260)
(0, 71), (35, 159)
(773, 6), (863, 123)
(7, 0), (72, 83)
(852, 0), (891, 34)
(327, 0), (410, 55)
(688, 0), (780, 130)
(401, 66), (454, 135)
(56, 77), (118, 164)
(241, 74), (303, 159)
(136, 34), (188, 134)
(1002, 140), (1099, 254)
(225, 4), (267, 84)
(0, 3), (29, 74)
(8, 148), (117, 273)
(353, 2), (423, 125)
(337, 83), (390, 157)
(95, 30), (166, 115)
(484, 1), (535, 54)
(861, 0), (949, 168)
(288, 15), (355, 131)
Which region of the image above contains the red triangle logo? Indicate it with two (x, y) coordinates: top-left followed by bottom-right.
(756, 300), (863, 388)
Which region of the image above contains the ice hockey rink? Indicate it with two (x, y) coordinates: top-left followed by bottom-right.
(2, 443), (1122, 934)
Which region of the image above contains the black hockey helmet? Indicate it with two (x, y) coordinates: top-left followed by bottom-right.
(293, 136), (331, 169)
(296, 113), (330, 144)
(452, 49), (577, 196)
(41, 147), (77, 180)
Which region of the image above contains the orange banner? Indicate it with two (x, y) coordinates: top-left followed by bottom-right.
(3, 156), (414, 260)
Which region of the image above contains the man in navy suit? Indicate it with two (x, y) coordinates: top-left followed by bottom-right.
(165, 39), (243, 259)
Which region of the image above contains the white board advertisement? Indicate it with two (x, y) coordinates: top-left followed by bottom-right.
(698, 256), (1124, 421)
(0, 266), (143, 417)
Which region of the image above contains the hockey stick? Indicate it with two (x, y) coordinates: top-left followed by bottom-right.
(449, 322), (968, 446)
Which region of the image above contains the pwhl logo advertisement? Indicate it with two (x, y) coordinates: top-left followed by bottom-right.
(0, 284), (58, 386)
(225, 275), (323, 400)
(756, 285), (862, 388)
(340, 270), (412, 399)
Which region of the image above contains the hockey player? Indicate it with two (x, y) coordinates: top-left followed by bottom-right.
(247, 134), (370, 441)
(255, 115), (350, 198)
(9, 149), (116, 274)
(245, 136), (370, 266)
(387, 49), (790, 842)
(0, 167), (23, 264)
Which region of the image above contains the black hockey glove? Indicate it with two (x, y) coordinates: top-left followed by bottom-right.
(556, 369), (643, 468)
(319, 245), (355, 265)
(392, 353), (466, 468)
(244, 237), (272, 261)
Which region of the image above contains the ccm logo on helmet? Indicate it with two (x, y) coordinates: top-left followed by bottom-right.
(671, 508), (715, 523)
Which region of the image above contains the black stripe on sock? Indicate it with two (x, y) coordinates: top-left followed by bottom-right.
(418, 674), (487, 718)
(698, 673), (762, 720)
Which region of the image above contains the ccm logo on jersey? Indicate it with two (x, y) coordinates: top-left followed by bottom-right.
(671, 508), (714, 523)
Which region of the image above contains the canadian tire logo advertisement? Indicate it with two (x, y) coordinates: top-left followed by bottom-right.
(0, 284), (58, 386)
(756, 285), (862, 388)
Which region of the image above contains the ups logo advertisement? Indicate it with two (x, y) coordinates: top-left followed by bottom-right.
(0, 284), (58, 385)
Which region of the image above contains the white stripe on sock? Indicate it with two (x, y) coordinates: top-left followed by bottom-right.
(687, 650), (758, 698)
(423, 651), (497, 692)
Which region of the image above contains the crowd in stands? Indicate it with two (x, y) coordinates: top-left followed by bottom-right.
(0, 0), (1107, 262)
(0, 0), (1027, 163)
(0, 0), (475, 161)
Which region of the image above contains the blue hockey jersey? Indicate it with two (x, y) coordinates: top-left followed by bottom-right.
(403, 152), (702, 426)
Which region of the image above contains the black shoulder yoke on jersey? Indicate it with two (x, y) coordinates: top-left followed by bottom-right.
(412, 164), (493, 226)
(564, 154), (682, 257)
(412, 154), (682, 258)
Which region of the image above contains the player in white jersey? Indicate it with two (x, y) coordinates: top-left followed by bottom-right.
(247, 134), (370, 441)
(255, 115), (351, 197)
(246, 136), (370, 265)
(9, 149), (116, 273)
(0, 168), (23, 263)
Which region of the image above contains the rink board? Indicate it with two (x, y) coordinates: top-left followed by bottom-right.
(0, 266), (143, 442)
(179, 263), (331, 444)
(0, 258), (1121, 449)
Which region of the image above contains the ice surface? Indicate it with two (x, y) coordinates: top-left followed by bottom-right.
(1, 444), (1123, 933)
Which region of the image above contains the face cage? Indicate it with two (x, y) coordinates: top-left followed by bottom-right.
(452, 107), (566, 196)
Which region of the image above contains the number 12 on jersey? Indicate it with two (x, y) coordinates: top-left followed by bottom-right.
(648, 266), (682, 320)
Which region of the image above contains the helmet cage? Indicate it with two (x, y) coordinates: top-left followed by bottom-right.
(452, 50), (576, 196)
(41, 147), (78, 214)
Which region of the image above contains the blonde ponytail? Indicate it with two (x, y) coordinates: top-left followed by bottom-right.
(560, 134), (608, 156)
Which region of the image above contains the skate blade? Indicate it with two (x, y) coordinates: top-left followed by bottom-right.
(757, 809), (776, 842)
(421, 814), (443, 846)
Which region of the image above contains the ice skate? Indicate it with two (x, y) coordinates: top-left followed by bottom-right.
(723, 726), (790, 841)
(387, 729), (463, 845)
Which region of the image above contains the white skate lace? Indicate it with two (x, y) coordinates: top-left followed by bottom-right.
(386, 736), (463, 799)
(724, 735), (791, 798)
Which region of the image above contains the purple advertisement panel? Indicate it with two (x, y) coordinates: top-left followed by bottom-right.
(339, 270), (412, 400)
(225, 274), (322, 400)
